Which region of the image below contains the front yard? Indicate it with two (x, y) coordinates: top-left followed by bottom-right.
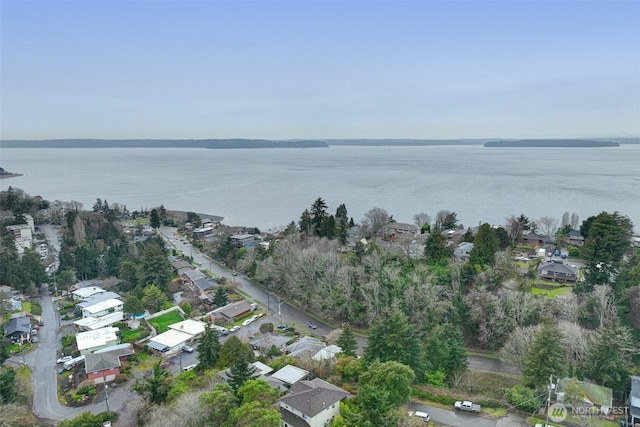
(149, 310), (184, 333)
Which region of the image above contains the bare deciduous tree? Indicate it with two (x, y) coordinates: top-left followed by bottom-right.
(537, 216), (559, 237)
(413, 212), (431, 228)
(549, 292), (581, 323)
(570, 212), (580, 230)
(590, 284), (617, 328)
(361, 207), (391, 237)
(561, 212), (570, 228)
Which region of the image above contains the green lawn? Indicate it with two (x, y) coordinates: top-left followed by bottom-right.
(120, 328), (150, 343)
(22, 301), (32, 313)
(530, 286), (572, 298)
(150, 310), (184, 333)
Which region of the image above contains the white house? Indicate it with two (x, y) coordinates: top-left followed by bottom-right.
(74, 311), (125, 331)
(279, 378), (349, 427)
(76, 327), (120, 355)
(81, 298), (124, 319)
(167, 319), (207, 338)
(72, 286), (107, 301)
(147, 329), (193, 354)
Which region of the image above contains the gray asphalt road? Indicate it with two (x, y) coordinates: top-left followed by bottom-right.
(408, 402), (527, 427)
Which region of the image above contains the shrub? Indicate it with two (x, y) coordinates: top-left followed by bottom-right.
(504, 385), (542, 413)
(114, 374), (129, 384)
(260, 323), (274, 334)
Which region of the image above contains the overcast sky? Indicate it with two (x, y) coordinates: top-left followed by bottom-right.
(1, 1), (639, 140)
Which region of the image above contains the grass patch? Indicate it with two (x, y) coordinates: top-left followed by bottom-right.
(465, 350), (502, 360)
(22, 302), (32, 313)
(120, 328), (150, 343)
(531, 286), (572, 298)
(150, 310), (184, 333)
(484, 407), (507, 418)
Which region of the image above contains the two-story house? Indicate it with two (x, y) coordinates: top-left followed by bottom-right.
(279, 378), (349, 427)
(630, 376), (640, 426)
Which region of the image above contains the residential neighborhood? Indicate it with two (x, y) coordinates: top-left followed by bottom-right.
(0, 190), (639, 427)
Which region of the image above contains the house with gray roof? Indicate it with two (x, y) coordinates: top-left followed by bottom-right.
(279, 378), (349, 427)
(271, 365), (309, 387)
(4, 316), (31, 343)
(538, 261), (578, 282)
(84, 344), (134, 384)
(286, 336), (327, 359)
(208, 300), (252, 324)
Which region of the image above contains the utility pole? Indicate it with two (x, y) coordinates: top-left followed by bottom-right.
(104, 383), (111, 417)
(545, 375), (554, 427)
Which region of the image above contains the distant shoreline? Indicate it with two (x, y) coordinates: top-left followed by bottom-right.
(1, 137), (637, 148)
(0, 173), (23, 179)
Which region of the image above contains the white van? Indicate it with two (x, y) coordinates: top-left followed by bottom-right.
(408, 411), (430, 422)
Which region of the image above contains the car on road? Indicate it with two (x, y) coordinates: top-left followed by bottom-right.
(57, 355), (73, 364)
(182, 345), (194, 353)
(307, 321), (317, 329)
(277, 324), (288, 330)
(408, 411), (430, 422)
(229, 325), (241, 332)
(183, 364), (197, 371)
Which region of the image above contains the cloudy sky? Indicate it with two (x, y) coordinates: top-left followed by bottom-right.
(1, 0), (639, 140)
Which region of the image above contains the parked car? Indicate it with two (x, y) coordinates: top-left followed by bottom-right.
(454, 401), (481, 413)
(160, 361), (171, 369)
(307, 321), (317, 329)
(229, 325), (241, 332)
(183, 364), (197, 371)
(277, 324), (288, 330)
(57, 355), (73, 364)
(408, 411), (430, 422)
(182, 345), (194, 353)
(31, 337), (39, 343)
(242, 318), (253, 327)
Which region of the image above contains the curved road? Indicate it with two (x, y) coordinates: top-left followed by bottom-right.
(19, 225), (520, 425)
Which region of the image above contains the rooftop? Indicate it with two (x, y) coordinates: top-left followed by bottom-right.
(82, 298), (124, 315)
(76, 327), (119, 351)
(271, 364), (309, 385)
(149, 329), (193, 349)
(74, 312), (124, 330)
(168, 319), (207, 336)
(72, 286), (106, 299)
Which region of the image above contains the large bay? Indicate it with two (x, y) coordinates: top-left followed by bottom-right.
(1, 145), (639, 232)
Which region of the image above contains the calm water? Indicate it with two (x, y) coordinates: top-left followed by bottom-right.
(1, 145), (639, 232)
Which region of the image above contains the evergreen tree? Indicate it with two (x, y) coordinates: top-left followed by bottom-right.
(469, 223), (499, 267)
(123, 295), (144, 316)
(580, 211), (634, 292)
(149, 208), (160, 230)
(197, 326), (222, 371)
(310, 197), (328, 236)
(298, 209), (312, 234)
(218, 336), (253, 369)
(423, 324), (468, 383)
(212, 286), (229, 307)
(159, 204), (168, 225)
(0, 367), (17, 403)
(137, 242), (172, 291)
(581, 321), (634, 390)
(337, 325), (358, 358)
(522, 321), (567, 389)
(131, 362), (173, 404)
(423, 232), (453, 264)
(141, 284), (168, 313)
(364, 307), (422, 379)
(228, 358), (257, 393)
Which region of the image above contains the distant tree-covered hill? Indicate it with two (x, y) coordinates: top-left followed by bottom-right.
(484, 139), (619, 147)
(0, 139), (328, 149)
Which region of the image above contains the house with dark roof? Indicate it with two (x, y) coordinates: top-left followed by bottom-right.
(524, 233), (556, 246)
(181, 269), (205, 287)
(629, 376), (640, 426)
(208, 300), (252, 324)
(4, 316), (31, 343)
(84, 344), (134, 384)
(194, 277), (218, 293)
(538, 261), (578, 282)
(170, 260), (193, 276)
(568, 229), (585, 246)
(279, 378), (350, 427)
